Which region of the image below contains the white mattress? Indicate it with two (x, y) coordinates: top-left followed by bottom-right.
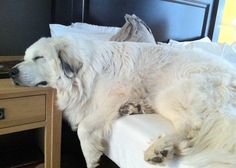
(105, 114), (182, 168)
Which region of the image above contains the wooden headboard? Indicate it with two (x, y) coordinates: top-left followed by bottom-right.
(0, 0), (225, 55)
(53, 0), (225, 42)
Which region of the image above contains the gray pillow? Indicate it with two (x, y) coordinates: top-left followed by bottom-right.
(110, 14), (156, 43)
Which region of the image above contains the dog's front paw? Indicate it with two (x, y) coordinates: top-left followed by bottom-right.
(119, 99), (155, 116)
(144, 136), (174, 165)
(119, 102), (141, 115)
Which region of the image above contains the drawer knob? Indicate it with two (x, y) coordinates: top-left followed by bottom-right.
(0, 108), (5, 120)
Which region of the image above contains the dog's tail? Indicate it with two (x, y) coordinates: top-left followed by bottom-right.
(180, 112), (236, 168)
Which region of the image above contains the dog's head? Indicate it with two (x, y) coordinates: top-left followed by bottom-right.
(10, 37), (83, 88)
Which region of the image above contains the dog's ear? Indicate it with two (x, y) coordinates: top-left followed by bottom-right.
(58, 50), (83, 79)
(52, 37), (83, 78)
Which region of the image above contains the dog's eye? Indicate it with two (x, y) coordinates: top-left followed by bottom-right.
(33, 56), (44, 61)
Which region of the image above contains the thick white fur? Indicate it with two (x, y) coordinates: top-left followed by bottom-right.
(13, 37), (236, 168)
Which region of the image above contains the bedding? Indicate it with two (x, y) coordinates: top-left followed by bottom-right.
(110, 14), (156, 43)
(49, 23), (120, 41)
(49, 20), (236, 168)
(168, 38), (236, 66)
(50, 14), (155, 43)
(105, 114), (180, 168)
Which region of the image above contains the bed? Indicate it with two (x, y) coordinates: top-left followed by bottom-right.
(50, 0), (235, 168)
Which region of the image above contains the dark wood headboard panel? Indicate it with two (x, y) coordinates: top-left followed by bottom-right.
(0, 0), (225, 55)
(83, 0), (224, 42)
(53, 0), (224, 42)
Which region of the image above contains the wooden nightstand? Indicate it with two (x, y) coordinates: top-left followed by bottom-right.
(0, 79), (62, 168)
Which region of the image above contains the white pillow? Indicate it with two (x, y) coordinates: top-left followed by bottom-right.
(168, 37), (212, 46)
(50, 15), (156, 43)
(49, 23), (120, 41)
(110, 14), (156, 43)
(71, 22), (120, 34)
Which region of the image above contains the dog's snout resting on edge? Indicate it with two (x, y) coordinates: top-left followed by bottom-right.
(11, 36), (236, 168)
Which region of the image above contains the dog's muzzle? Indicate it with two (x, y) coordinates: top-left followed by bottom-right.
(9, 67), (48, 87)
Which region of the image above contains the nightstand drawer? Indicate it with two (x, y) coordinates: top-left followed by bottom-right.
(0, 95), (46, 128)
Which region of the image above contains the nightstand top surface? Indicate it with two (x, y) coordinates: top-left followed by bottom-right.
(0, 78), (53, 96)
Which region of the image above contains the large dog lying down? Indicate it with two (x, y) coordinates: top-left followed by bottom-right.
(10, 37), (236, 168)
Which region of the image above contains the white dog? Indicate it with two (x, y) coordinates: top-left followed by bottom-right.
(10, 37), (236, 168)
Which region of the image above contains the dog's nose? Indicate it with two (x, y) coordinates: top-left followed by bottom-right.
(9, 67), (19, 78)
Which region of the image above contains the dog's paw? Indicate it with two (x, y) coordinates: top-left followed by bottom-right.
(119, 99), (155, 116)
(119, 102), (141, 115)
(144, 148), (170, 165)
(144, 136), (174, 165)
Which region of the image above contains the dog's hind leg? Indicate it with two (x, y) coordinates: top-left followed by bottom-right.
(144, 79), (206, 165)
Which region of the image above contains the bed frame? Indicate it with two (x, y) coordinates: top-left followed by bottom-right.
(52, 0), (225, 42)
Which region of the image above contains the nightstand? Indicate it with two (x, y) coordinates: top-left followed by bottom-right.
(0, 79), (62, 168)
